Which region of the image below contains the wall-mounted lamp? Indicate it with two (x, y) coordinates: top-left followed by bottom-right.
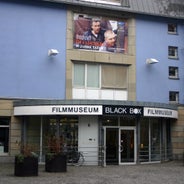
(146, 58), (159, 64)
(48, 49), (59, 56)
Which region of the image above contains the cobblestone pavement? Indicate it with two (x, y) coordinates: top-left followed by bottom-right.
(0, 161), (183, 184)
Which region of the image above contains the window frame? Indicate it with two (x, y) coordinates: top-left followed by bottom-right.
(73, 63), (100, 89)
(101, 64), (127, 89)
(169, 91), (179, 104)
(73, 62), (128, 90)
(168, 23), (177, 34)
(73, 63), (85, 87)
(168, 66), (179, 79)
(168, 46), (178, 59)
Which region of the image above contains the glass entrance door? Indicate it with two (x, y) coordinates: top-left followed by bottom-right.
(104, 127), (136, 165)
(105, 128), (119, 165)
(119, 128), (136, 164)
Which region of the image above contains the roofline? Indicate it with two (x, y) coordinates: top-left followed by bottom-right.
(12, 99), (178, 110)
(42, 0), (184, 20)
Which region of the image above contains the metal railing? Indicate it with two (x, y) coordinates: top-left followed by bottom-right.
(37, 145), (105, 166)
(139, 146), (173, 163)
(35, 145), (173, 165)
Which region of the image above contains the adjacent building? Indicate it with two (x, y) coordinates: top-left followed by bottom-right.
(0, 0), (184, 165)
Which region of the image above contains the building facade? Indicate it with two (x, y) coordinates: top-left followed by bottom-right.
(0, 0), (184, 165)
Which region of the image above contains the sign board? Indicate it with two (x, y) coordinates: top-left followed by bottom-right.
(14, 105), (103, 116)
(73, 13), (128, 53)
(103, 105), (143, 116)
(144, 107), (178, 119)
(14, 105), (178, 119)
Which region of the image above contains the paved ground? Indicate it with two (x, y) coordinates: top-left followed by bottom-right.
(0, 161), (183, 184)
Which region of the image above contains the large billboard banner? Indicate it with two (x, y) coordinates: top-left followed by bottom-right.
(73, 14), (128, 53)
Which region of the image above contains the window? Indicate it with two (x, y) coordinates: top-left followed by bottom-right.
(0, 117), (10, 154)
(73, 62), (127, 89)
(168, 46), (178, 59)
(169, 67), (179, 79)
(139, 118), (172, 163)
(101, 64), (127, 89)
(87, 64), (99, 87)
(43, 116), (78, 148)
(73, 63), (85, 86)
(80, 0), (122, 6)
(168, 24), (177, 34)
(73, 63), (100, 88)
(169, 91), (179, 103)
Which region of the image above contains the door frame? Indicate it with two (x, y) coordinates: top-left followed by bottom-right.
(103, 126), (136, 166)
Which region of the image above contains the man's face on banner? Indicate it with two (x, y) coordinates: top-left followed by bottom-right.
(91, 21), (101, 34)
(105, 30), (116, 47)
(107, 36), (116, 47)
